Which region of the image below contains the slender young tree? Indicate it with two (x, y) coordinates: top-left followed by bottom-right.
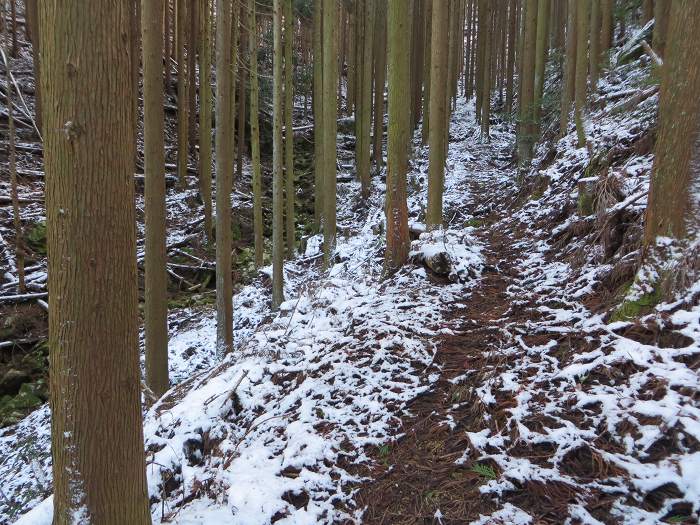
(385, 0), (411, 271)
(237, 0), (247, 183)
(504, 0), (517, 117)
(322, 0), (338, 262)
(644, 0), (700, 247)
(199, 0), (213, 242)
(143, 0), (169, 396)
(480, 0), (493, 140)
(215, 0), (234, 353)
(421, 0), (433, 144)
(25, 0), (41, 132)
(426, 0), (449, 229)
(39, 0), (151, 520)
(284, 0), (295, 258)
(272, 0), (285, 307)
(249, 0), (263, 267)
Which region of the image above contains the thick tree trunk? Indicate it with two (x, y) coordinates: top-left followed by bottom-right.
(517, 0), (537, 164)
(385, 0), (411, 272)
(40, 0), (151, 521)
(426, 0), (449, 228)
(421, 0), (433, 144)
(215, 0), (234, 353)
(644, 0), (700, 246)
(143, 0), (169, 397)
(250, 0), (263, 267)
(322, 0), (338, 263)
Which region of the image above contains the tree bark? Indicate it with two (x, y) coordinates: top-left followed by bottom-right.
(250, 0), (263, 267)
(198, 0), (213, 243)
(517, 0), (537, 163)
(284, 0), (295, 258)
(385, 0), (411, 272)
(652, 0), (670, 58)
(372, 0), (387, 170)
(560, 0), (576, 138)
(574, 0), (589, 148)
(215, 0), (234, 353)
(322, 0), (338, 263)
(426, 0), (449, 228)
(533, 0), (550, 132)
(313, 0), (324, 232)
(272, 0), (285, 307)
(644, 0), (700, 245)
(40, 0), (151, 520)
(589, 0), (600, 92)
(356, 0), (375, 199)
(143, 0), (169, 397)
(176, 0), (190, 188)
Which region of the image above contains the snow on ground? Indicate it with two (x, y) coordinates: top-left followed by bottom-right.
(5, 103), (486, 524)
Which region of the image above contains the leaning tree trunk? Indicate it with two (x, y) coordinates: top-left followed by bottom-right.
(39, 0), (151, 521)
(215, 0), (234, 353)
(143, 0), (169, 397)
(384, 0), (411, 272)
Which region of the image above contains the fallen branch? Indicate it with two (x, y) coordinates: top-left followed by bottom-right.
(0, 291), (47, 303)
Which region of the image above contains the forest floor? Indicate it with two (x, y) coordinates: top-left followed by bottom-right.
(2, 36), (700, 525)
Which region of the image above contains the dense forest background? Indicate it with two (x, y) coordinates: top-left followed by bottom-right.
(1, 0), (699, 523)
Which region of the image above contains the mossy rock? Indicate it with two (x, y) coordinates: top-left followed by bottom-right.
(0, 380), (47, 427)
(611, 286), (663, 322)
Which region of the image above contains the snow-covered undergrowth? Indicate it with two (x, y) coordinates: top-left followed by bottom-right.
(6, 110), (486, 524)
(458, 55), (700, 523)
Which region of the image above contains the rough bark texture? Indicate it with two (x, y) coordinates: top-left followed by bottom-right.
(385, 0), (411, 272)
(322, 0), (338, 263)
(39, 0), (151, 521)
(237, 0), (247, 183)
(356, 0), (374, 199)
(272, 0), (285, 307)
(421, 0), (433, 144)
(480, 0), (493, 140)
(533, 0), (550, 130)
(426, 0), (449, 228)
(504, 0), (517, 117)
(644, 0), (700, 245)
(215, 0), (234, 353)
(249, 0), (263, 267)
(143, 0), (169, 396)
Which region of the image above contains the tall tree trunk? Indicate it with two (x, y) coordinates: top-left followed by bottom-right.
(164, 0), (172, 92)
(411, 0), (425, 130)
(272, 0), (285, 307)
(40, 0), (151, 521)
(372, 0), (387, 170)
(250, 0), (263, 267)
(237, 0), (247, 183)
(574, 0), (589, 148)
(600, 0), (612, 57)
(642, 0), (653, 26)
(198, 0), (213, 243)
(143, 0), (169, 397)
(25, 0), (41, 133)
(421, 0), (433, 144)
(517, 0), (537, 164)
(426, 0), (449, 229)
(284, 0), (295, 258)
(346, 2), (356, 116)
(356, 0), (375, 199)
(176, 0), (190, 188)
(480, 0), (493, 140)
(504, 0), (517, 117)
(215, 0), (234, 353)
(560, 0), (576, 137)
(589, 0), (600, 92)
(652, 0), (670, 58)
(188, 0), (197, 153)
(3, 2), (24, 292)
(533, 0), (550, 132)
(322, 0), (338, 263)
(644, 0), (700, 246)
(313, 0), (324, 232)
(385, 0), (411, 271)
